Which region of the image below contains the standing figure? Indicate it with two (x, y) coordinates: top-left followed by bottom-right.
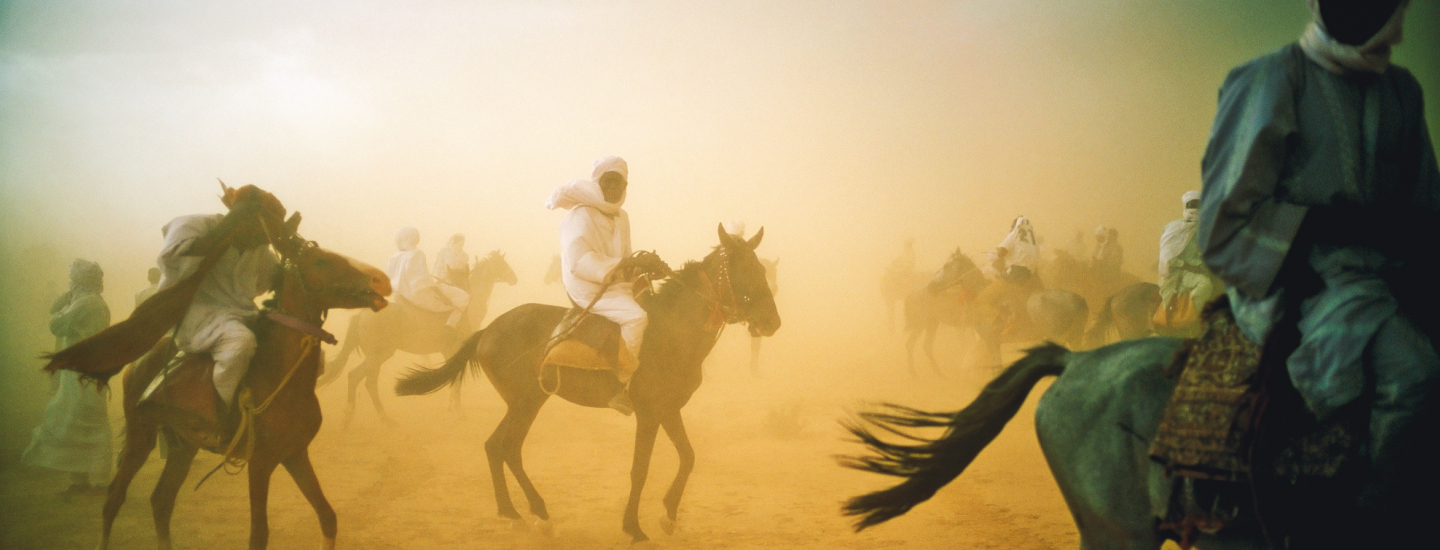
(547, 155), (647, 413)
(387, 226), (470, 330)
(22, 259), (112, 493)
(134, 267), (160, 308)
(1196, 0), (1438, 544)
(1091, 226), (1123, 276)
(1155, 191), (1219, 333)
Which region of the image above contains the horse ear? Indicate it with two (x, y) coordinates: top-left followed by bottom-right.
(284, 212), (302, 236)
(717, 223), (736, 249)
(745, 227), (764, 250)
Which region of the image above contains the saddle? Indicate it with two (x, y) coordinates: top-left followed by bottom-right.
(543, 308), (633, 379)
(137, 346), (231, 453)
(1149, 297), (1364, 548)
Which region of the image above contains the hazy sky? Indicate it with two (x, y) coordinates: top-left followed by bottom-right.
(1, 0), (1437, 386)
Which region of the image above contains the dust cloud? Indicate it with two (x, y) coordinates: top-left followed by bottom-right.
(2, 1), (1437, 548)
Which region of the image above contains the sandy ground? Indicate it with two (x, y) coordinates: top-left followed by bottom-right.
(1, 330), (1181, 549)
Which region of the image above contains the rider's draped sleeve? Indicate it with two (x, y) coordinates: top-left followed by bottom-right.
(1196, 47), (1306, 301)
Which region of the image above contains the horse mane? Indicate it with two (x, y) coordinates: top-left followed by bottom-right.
(649, 257), (710, 307)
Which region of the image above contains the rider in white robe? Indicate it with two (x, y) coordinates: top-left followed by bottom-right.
(1158, 191), (1217, 311)
(23, 260), (113, 490)
(547, 156), (647, 381)
(158, 213), (279, 407)
(386, 227), (469, 328)
(433, 233), (470, 289)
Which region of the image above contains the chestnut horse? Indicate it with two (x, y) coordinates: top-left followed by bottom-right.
(97, 217), (389, 550)
(396, 224), (781, 543)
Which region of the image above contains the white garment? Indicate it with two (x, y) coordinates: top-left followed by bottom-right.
(997, 216), (1040, 269)
(24, 289), (113, 485)
(433, 234), (469, 288)
(134, 283), (159, 308)
(386, 228), (468, 327)
(158, 214), (277, 405)
(1299, 0), (1408, 75)
(547, 157), (645, 364)
(1159, 191), (1201, 278)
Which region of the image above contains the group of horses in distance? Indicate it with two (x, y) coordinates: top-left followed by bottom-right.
(890, 247), (1166, 375)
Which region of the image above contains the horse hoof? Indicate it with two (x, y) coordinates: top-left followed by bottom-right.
(658, 513), (677, 535)
(320, 536), (336, 550)
(532, 518), (554, 537)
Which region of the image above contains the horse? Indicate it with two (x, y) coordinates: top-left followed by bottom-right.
(902, 248), (987, 376)
(96, 215), (390, 550)
(1083, 281), (1161, 347)
(318, 249), (516, 422)
(748, 257), (779, 375)
(907, 250), (1088, 372)
(839, 336), (1427, 549)
(395, 224), (781, 543)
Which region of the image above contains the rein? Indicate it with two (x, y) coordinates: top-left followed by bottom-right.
(195, 245), (333, 489)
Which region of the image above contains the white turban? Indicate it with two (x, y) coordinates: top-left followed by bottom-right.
(724, 219), (746, 239)
(394, 226), (420, 251)
(547, 156), (628, 215)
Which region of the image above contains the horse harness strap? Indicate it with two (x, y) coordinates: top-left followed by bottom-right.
(266, 310), (337, 345)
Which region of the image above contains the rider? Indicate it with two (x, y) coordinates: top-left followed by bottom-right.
(386, 227), (470, 329)
(433, 233), (471, 289)
(980, 216), (1044, 335)
(1196, 0), (1437, 542)
(156, 185), (284, 410)
(1157, 191), (1219, 328)
(1091, 226), (1123, 276)
(546, 156), (647, 414)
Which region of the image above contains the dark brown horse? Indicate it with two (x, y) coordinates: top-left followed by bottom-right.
(396, 224), (781, 543)
(95, 218), (389, 550)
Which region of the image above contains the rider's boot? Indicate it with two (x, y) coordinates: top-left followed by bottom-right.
(608, 384), (634, 416)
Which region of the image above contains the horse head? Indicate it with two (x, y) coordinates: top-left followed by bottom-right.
(473, 249), (518, 286)
(926, 248), (980, 295)
(716, 223), (781, 337)
(270, 212), (390, 312)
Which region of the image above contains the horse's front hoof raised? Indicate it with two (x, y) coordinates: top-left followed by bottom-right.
(658, 513), (677, 535)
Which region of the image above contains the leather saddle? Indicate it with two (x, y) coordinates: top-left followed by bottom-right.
(137, 346), (230, 453)
(543, 308), (628, 373)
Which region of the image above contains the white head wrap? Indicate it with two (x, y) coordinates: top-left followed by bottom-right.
(724, 219), (746, 239)
(1299, 0), (1408, 75)
(1159, 191), (1201, 277)
(394, 226), (420, 251)
(69, 259), (104, 293)
(998, 216), (1039, 268)
(547, 156), (628, 216)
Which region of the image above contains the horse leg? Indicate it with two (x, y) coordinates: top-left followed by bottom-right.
(499, 399), (551, 532)
(904, 329), (920, 377)
(622, 413), (662, 543)
(246, 456), (281, 550)
(282, 449), (338, 550)
(657, 411), (694, 536)
(362, 364), (394, 425)
(749, 336), (762, 377)
(97, 419), (158, 550)
(150, 429), (198, 550)
(484, 408), (523, 522)
(924, 324), (943, 378)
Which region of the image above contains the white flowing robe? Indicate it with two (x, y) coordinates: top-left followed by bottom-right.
(547, 157), (647, 376)
(386, 232), (468, 326)
(23, 289), (113, 484)
(157, 214), (278, 405)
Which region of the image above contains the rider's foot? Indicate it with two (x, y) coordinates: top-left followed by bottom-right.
(608, 390), (634, 416)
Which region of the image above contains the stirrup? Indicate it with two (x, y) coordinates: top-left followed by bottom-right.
(608, 391), (634, 416)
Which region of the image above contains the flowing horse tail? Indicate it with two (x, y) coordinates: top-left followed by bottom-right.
(838, 342), (1069, 530)
(316, 313), (363, 388)
(395, 329), (484, 396)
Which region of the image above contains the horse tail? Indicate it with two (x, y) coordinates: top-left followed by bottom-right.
(1084, 294), (1117, 348)
(316, 314), (362, 389)
(395, 329), (483, 396)
(838, 342), (1069, 531)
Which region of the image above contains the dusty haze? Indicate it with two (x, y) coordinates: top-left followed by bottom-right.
(2, 1), (1437, 548)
